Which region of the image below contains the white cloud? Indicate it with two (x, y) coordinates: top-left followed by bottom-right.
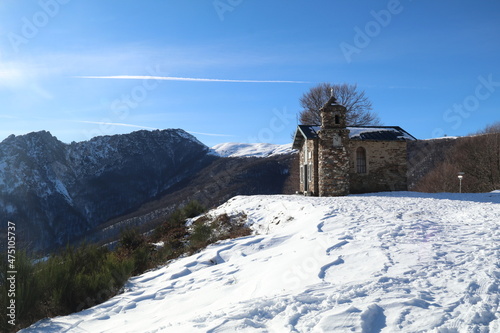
(74, 75), (308, 84)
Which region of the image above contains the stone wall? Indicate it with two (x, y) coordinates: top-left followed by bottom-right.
(298, 139), (319, 195)
(348, 140), (408, 193)
(318, 128), (350, 196)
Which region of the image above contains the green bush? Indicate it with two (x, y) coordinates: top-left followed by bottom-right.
(40, 244), (135, 314)
(151, 203), (200, 250)
(150, 244), (174, 266)
(132, 245), (152, 275)
(168, 208), (187, 228)
(119, 228), (146, 252)
(106, 252), (135, 288)
(117, 228), (156, 274)
(1, 245), (135, 332)
(0, 251), (43, 332)
(162, 201), (205, 231)
(183, 200), (206, 218)
(14, 252), (41, 320)
(189, 223), (213, 252)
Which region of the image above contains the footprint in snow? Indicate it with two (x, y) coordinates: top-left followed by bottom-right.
(318, 256), (344, 279)
(170, 268), (191, 280)
(360, 304), (386, 333)
(338, 234), (353, 240)
(326, 240), (349, 255)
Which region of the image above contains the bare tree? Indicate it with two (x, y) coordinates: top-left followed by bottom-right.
(415, 132), (500, 192)
(413, 161), (461, 193)
(299, 82), (381, 126)
(476, 121), (500, 134)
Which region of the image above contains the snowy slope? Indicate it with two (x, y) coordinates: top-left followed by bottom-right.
(23, 192), (500, 332)
(212, 142), (295, 158)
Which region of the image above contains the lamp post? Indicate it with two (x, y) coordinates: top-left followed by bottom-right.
(458, 172), (464, 193)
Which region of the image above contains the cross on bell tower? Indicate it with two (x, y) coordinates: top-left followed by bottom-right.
(320, 92), (347, 129)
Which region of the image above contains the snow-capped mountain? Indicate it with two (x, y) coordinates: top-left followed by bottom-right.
(0, 130), (297, 253)
(22, 192), (500, 332)
(212, 142), (295, 158)
(0, 130), (215, 252)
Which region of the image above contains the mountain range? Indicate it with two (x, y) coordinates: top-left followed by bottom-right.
(0, 130), (295, 253)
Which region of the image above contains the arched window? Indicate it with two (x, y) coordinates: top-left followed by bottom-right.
(334, 115), (340, 124)
(356, 147), (367, 174)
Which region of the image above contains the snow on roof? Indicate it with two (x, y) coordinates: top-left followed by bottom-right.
(294, 126), (416, 144)
(347, 126), (416, 141)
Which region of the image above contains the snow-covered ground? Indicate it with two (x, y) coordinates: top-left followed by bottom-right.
(211, 142), (295, 158)
(23, 192), (500, 332)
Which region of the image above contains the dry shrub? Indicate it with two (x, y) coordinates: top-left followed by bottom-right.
(415, 132), (500, 192)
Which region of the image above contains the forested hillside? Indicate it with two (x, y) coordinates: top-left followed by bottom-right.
(410, 124), (500, 193)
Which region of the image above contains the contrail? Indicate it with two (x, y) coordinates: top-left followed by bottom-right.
(74, 75), (308, 84)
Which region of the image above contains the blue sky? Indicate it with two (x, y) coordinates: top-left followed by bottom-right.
(0, 0), (499, 147)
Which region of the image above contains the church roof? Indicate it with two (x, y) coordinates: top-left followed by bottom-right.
(348, 126), (417, 141)
(292, 125), (416, 149)
(296, 125), (320, 139)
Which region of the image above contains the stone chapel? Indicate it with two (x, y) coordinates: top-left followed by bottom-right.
(292, 95), (416, 196)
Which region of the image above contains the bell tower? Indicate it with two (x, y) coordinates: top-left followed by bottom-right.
(317, 91), (350, 196)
